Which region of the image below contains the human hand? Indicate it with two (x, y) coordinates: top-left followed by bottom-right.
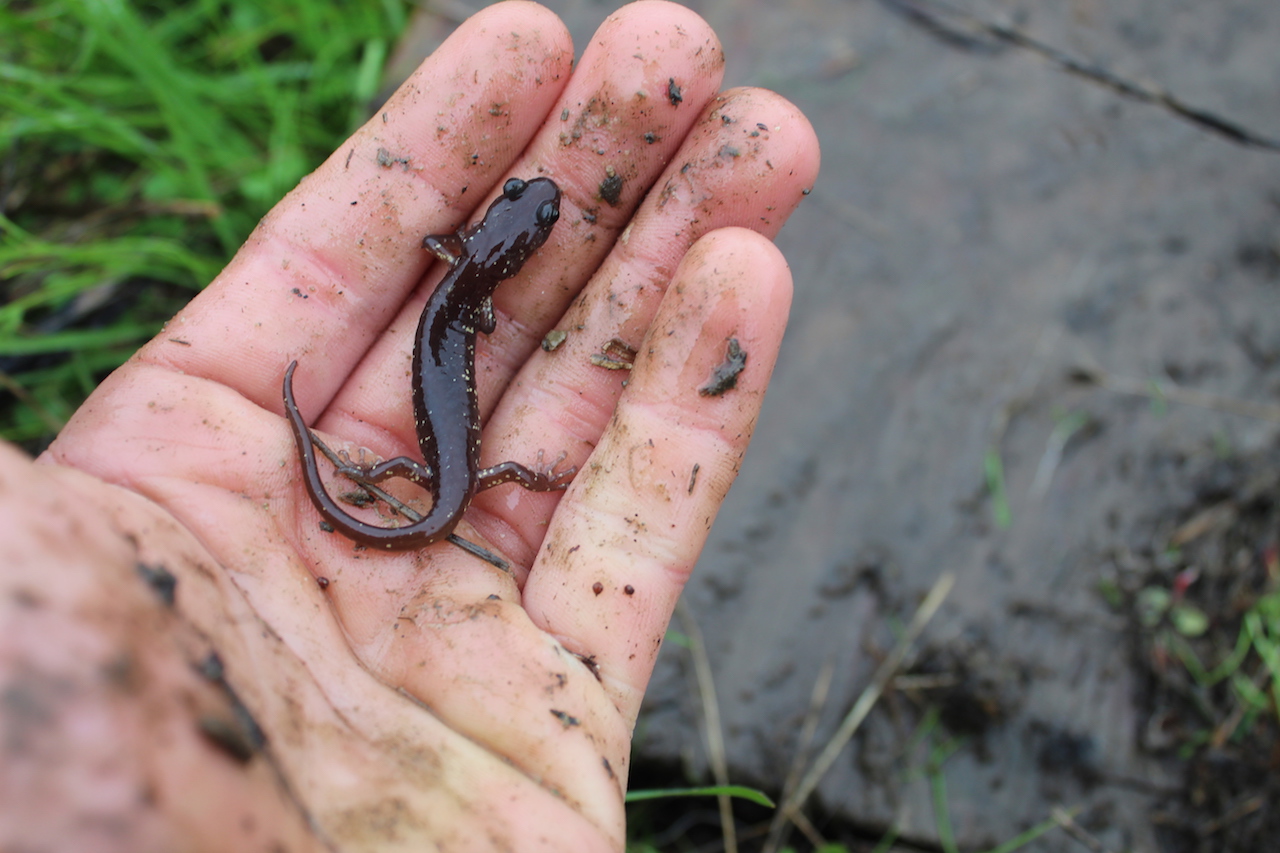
(10, 1), (818, 850)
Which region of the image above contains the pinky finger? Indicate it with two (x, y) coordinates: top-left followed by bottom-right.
(523, 227), (794, 725)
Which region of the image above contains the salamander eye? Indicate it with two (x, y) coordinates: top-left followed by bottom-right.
(503, 178), (526, 199)
(536, 199), (560, 227)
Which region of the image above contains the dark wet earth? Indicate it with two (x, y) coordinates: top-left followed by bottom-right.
(434, 1), (1280, 849)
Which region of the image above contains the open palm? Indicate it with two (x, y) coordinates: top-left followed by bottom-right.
(13, 2), (818, 850)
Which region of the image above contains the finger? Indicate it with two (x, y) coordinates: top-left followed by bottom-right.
(312, 0), (727, 462)
(132, 1), (573, 420)
(524, 228), (794, 725)
(470, 87), (818, 564)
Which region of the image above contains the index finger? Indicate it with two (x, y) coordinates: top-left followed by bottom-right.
(136, 1), (573, 414)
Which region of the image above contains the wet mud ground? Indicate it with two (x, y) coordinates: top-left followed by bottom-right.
(416, 0), (1280, 850)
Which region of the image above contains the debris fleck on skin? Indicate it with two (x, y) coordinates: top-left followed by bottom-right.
(339, 489), (376, 509)
(667, 77), (683, 106)
(589, 353), (633, 370)
(576, 654), (602, 682)
(599, 165), (623, 206)
(194, 652), (267, 762)
(550, 709), (580, 728)
(198, 715), (257, 764)
(542, 329), (568, 352)
(589, 337), (637, 370)
(375, 147), (411, 170)
(136, 563), (177, 607)
(698, 337), (747, 396)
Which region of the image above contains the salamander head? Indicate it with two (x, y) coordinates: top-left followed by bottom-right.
(465, 177), (562, 281)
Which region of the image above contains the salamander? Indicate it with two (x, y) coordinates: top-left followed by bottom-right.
(282, 176), (571, 550)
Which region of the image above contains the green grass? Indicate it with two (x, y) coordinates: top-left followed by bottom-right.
(625, 785), (774, 807)
(0, 0), (409, 446)
(1167, 583), (1280, 742)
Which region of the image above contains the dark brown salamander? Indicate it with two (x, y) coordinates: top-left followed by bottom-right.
(283, 177), (572, 550)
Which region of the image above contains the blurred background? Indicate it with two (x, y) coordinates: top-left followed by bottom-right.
(4, 1), (1279, 851)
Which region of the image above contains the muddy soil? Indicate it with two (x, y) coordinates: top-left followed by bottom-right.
(398, 1), (1280, 849)
(629, 1), (1280, 848)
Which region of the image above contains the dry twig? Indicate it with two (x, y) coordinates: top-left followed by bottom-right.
(677, 599), (737, 853)
(767, 573), (956, 845)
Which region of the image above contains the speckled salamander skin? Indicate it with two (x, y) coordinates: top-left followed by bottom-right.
(282, 177), (571, 549)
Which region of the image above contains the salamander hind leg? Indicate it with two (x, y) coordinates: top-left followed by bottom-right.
(336, 456), (435, 489)
(477, 450), (575, 492)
